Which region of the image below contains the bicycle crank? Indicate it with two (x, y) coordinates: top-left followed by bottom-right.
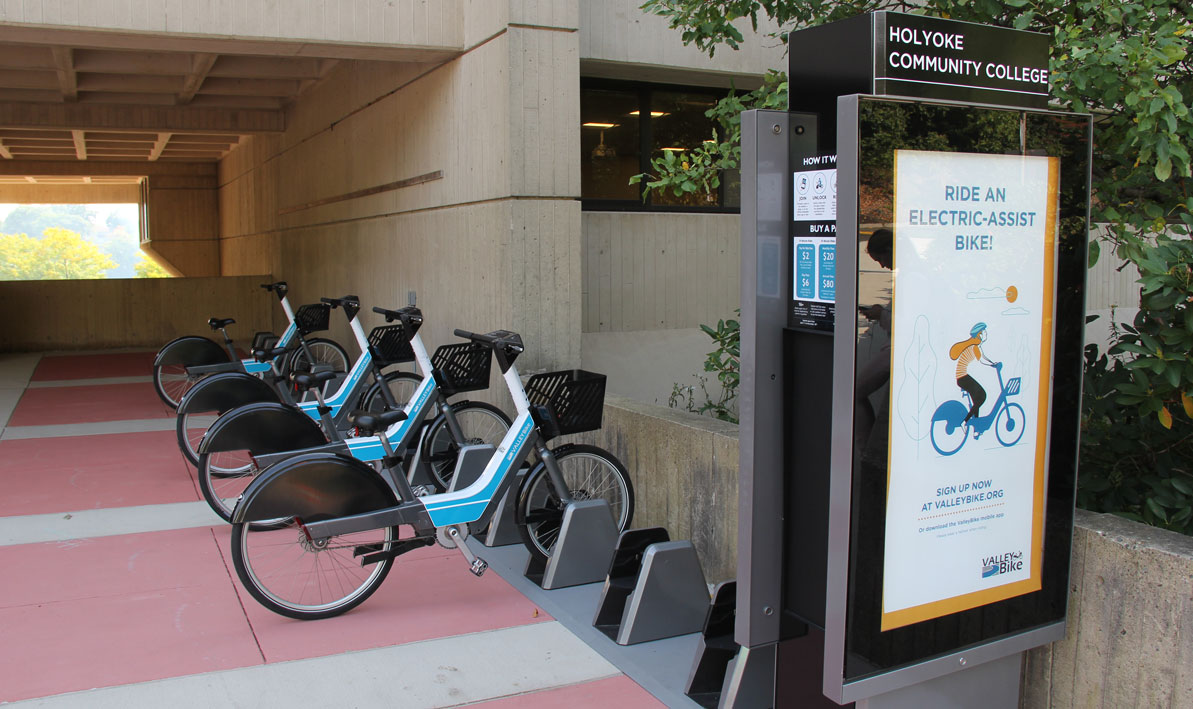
(437, 524), (488, 577)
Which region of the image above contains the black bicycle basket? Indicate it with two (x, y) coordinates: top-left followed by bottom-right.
(367, 324), (415, 366)
(293, 303), (331, 335)
(525, 369), (607, 438)
(431, 342), (493, 396)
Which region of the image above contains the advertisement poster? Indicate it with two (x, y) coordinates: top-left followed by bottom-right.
(881, 150), (1058, 631)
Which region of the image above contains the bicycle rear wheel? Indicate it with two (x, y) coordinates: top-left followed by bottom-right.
(232, 519), (396, 620)
(153, 362), (196, 409)
(359, 370), (422, 412)
(197, 451), (289, 529)
(515, 444), (634, 565)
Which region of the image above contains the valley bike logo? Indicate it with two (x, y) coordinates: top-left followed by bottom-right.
(981, 551), (1024, 578)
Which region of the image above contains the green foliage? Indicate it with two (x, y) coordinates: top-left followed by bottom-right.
(631, 71), (787, 200)
(1081, 336), (1193, 534)
(645, 0), (1193, 533)
(0, 227), (116, 280)
(669, 311), (742, 423)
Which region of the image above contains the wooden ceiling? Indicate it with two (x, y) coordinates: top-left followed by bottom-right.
(0, 44), (341, 162)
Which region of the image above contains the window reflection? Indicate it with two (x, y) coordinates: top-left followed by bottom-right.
(580, 81), (740, 210)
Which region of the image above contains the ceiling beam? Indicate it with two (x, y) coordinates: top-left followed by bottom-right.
(179, 53), (218, 104)
(72, 129), (87, 160)
(51, 47), (77, 102)
(0, 102), (284, 133)
(149, 133), (171, 161)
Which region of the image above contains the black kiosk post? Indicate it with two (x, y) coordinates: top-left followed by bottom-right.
(732, 11), (1091, 708)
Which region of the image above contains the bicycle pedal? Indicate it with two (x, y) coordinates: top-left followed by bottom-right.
(470, 558), (488, 577)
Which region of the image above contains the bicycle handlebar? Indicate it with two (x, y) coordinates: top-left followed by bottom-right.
(373, 306), (422, 337)
(260, 281), (288, 300)
(454, 329), (524, 373)
(321, 295), (360, 321)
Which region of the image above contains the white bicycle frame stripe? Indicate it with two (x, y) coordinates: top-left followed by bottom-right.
(421, 363), (532, 527)
(342, 333), (438, 460)
(235, 299), (298, 372)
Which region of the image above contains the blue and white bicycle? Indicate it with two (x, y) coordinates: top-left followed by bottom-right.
(229, 328), (635, 620)
(196, 306), (511, 524)
(929, 362), (1027, 456)
(151, 281), (348, 408)
(178, 296), (424, 474)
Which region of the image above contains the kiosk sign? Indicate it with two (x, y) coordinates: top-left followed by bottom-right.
(882, 149), (1058, 630)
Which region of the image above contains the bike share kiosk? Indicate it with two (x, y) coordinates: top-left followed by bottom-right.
(731, 12), (1091, 707)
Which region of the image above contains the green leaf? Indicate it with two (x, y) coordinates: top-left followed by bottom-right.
(1088, 239), (1100, 267)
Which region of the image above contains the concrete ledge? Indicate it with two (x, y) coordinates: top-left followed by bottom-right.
(1021, 508), (1193, 708)
(572, 394), (739, 583)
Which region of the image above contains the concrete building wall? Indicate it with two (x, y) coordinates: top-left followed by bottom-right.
(0, 0), (464, 49)
(580, 0), (785, 85)
(0, 275), (272, 351)
(582, 212), (740, 332)
(0, 183), (140, 203)
(218, 7), (581, 371)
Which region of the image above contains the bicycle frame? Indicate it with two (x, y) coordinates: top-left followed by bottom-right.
(186, 292), (300, 378)
(251, 329), (441, 471)
(287, 347), (569, 542)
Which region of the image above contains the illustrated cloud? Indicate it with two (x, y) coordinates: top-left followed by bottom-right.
(1002, 307), (1031, 316)
(967, 287), (1006, 300)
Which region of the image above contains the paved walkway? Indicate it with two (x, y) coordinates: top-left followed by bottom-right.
(0, 351), (681, 708)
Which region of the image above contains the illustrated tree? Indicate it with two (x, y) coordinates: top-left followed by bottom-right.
(0, 227), (116, 280)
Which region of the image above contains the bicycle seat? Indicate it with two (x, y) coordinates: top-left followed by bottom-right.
(208, 317), (235, 330)
(348, 409), (408, 435)
(252, 345), (292, 363)
(290, 370), (337, 390)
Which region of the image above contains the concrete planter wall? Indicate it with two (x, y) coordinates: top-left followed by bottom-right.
(580, 396), (1193, 707)
(1021, 509), (1193, 708)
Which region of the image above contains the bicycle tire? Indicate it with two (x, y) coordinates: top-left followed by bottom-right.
(286, 337), (351, 401)
(995, 402), (1027, 447)
(359, 370), (423, 412)
(515, 443), (634, 566)
(177, 411), (219, 468)
(153, 361), (196, 409)
(231, 516), (397, 620)
(285, 337), (350, 375)
(421, 402), (512, 492)
(929, 400), (969, 456)
(197, 451), (290, 529)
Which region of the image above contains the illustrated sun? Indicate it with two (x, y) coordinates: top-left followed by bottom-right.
(1006, 285), (1018, 303)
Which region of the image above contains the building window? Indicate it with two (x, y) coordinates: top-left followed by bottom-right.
(581, 80), (740, 212)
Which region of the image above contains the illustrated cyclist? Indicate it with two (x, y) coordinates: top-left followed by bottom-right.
(949, 322), (998, 424)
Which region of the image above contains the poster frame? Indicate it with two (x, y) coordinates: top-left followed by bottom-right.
(822, 93), (1091, 704)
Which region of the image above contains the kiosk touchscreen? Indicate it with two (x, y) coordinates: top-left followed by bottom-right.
(823, 95), (1091, 703)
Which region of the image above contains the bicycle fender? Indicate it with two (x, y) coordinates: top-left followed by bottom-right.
(199, 402), (327, 455)
(154, 335), (230, 368)
(233, 452), (396, 524)
(177, 372), (280, 415)
(932, 399), (969, 425)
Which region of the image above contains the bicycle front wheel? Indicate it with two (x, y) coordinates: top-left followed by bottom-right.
(359, 370), (422, 412)
(515, 444), (634, 565)
(421, 402), (512, 491)
(286, 337), (350, 376)
(995, 403), (1027, 447)
(231, 519), (397, 620)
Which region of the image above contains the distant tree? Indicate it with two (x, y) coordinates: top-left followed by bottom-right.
(0, 227), (115, 280)
(134, 252), (172, 278)
(2, 204), (95, 240)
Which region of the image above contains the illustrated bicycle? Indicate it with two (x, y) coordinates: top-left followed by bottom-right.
(929, 362), (1026, 456)
(196, 306), (511, 524)
(228, 328), (634, 619)
(151, 281), (348, 408)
